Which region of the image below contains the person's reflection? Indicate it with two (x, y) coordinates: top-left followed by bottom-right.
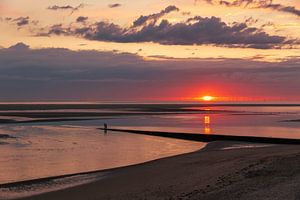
(204, 115), (211, 134)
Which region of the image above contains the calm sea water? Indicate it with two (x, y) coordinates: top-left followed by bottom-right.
(0, 104), (300, 185)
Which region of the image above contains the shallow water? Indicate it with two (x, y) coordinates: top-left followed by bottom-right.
(55, 105), (300, 139)
(0, 125), (203, 184)
(1, 104), (300, 185)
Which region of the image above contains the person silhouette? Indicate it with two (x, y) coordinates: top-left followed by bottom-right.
(104, 123), (108, 134)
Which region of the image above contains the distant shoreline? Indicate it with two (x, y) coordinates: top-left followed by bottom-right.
(0, 103), (300, 111)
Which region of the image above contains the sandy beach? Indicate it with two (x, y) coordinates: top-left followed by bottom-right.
(15, 141), (300, 200)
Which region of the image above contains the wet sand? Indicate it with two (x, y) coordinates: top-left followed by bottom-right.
(15, 142), (300, 200)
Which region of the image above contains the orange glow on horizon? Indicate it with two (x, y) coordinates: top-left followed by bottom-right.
(191, 94), (275, 102)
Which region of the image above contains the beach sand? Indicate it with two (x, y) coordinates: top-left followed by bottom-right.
(17, 141), (300, 200)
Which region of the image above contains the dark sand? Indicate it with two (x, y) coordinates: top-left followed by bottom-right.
(0, 134), (15, 139)
(15, 142), (300, 200)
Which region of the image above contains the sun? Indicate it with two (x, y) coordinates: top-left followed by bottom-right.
(192, 95), (217, 102)
(202, 95), (214, 101)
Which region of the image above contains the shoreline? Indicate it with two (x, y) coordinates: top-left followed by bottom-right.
(3, 141), (300, 200)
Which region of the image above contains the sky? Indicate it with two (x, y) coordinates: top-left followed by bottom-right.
(0, 0), (299, 102)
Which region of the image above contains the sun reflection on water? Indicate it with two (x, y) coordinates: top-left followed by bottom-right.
(204, 115), (211, 134)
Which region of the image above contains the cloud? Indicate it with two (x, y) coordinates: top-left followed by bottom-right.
(202, 0), (300, 17)
(42, 24), (71, 36)
(13, 16), (29, 26)
(108, 3), (122, 8)
(7, 42), (30, 50)
(132, 5), (179, 27)
(47, 4), (85, 14)
(0, 43), (299, 100)
(2, 16), (38, 28)
(40, 13), (297, 49)
(76, 16), (88, 23)
(4, 5), (291, 49)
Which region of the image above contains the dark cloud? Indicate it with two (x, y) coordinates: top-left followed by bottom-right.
(244, 17), (259, 25)
(47, 4), (85, 14)
(45, 24), (72, 36)
(76, 16), (88, 23)
(13, 16), (29, 26)
(14, 5), (295, 49)
(132, 5), (179, 27)
(3, 16), (38, 27)
(8, 42), (30, 50)
(0, 43), (299, 100)
(108, 3), (122, 8)
(202, 0), (300, 17)
(47, 5), (74, 10)
(41, 13), (297, 49)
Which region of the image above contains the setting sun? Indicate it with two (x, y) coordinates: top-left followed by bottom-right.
(202, 96), (215, 101)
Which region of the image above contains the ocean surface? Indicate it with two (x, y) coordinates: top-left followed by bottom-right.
(1, 103), (300, 186)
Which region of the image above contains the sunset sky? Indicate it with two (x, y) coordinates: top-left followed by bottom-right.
(0, 0), (299, 101)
